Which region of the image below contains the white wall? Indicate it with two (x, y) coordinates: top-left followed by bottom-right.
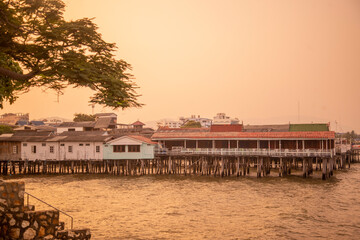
(21, 141), (104, 160)
(56, 127), (84, 134)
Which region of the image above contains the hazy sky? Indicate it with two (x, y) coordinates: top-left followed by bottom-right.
(1, 0), (359, 132)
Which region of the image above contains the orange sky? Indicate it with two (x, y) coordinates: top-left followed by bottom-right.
(1, 0), (360, 132)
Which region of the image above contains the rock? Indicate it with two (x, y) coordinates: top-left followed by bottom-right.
(9, 218), (16, 226)
(0, 198), (6, 204)
(38, 226), (46, 237)
(22, 220), (30, 228)
(9, 228), (20, 239)
(34, 220), (39, 229)
(23, 228), (36, 240)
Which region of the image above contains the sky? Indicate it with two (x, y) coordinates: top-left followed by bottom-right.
(1, 0), (360, 132)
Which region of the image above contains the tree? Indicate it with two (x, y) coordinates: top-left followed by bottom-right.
(0, 124), (14, 134)
(0, 0), (142, 109)
(73, 113), (95, 122)
(181, 120), (201, 128)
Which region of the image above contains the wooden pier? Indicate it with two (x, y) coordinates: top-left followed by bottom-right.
(0, 149), (358, 180)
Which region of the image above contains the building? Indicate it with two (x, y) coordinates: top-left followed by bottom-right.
(103, 135), (157, 160)
(20, 133), (112, 161)
(112, 121), (155, 138)
(56, 122), (96, 134)
(0, 113), (29, 125)
(94, 113), (117, 129)
(212, 113), (239, 125)
(151, 123), (335, 157)
(157, 119), (182, 128)
(179, 115), (212, 128)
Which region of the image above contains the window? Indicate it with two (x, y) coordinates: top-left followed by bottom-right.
(79, 143), (83, 146)
(31, 146), (36, 153)
(12, 146), (18, 154)
(113, 145), (125, 152)
(96, 146), (100, 153)
(68, 128), (75, 131)
(128, 145), (140, 152)
(23, 143), (27, 147)
(68, 146), (73, 153)
(42, 143), (46, 147)
(60, 144), (65, 146)
(49, 146), (54, 153)
(85, 143), (90, 146)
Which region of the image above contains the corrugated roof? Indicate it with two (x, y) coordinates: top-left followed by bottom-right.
(128, 135), (157, 144)
(94, 118), (112, 128)
(58, 135), (113, 142)
(243, 124), (290, 132)
(289, 124), (329, 132)
(132, 121), (145, 126)
(152, 131), (335, 140)
(58, 122), (95, 128)
(94, 113), (117, 117)
(156, 127), (209, 133)
(12, 130), (53, 136)
(59, 131), (108, 136)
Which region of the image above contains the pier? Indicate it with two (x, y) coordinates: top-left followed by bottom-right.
(0, 148), (358, 179)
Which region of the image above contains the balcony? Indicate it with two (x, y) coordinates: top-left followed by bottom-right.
(155, 147), (334, 158)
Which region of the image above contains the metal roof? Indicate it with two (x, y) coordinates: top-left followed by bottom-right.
(58, 122), (95, 128)
(243, 124), (290, 132)
(289, 124), (329, 132)
(152, 131), (335, 140)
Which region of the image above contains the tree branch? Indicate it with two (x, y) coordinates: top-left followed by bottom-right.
(0, 66), (38, 81)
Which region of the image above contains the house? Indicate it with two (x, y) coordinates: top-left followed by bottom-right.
(20, 133), (112, 161)
(94, 113), (117, 129)
(0, 134), (21, 160)
(212, 113), (239, 125)
(103, 135), (157, 160)
(56, 122), (96, 134)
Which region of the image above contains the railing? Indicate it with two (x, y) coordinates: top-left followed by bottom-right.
(24, 192), (73, 229)
(155, 148), (334, 157)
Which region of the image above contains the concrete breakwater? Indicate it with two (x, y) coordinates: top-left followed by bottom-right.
(0, 181), (91, 239)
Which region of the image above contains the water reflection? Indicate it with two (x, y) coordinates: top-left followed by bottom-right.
(2, 164), (360, 240)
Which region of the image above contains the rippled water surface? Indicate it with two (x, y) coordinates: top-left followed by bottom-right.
(4, 164), (360, 239)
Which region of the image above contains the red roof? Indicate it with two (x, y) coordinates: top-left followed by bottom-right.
(210, 124), (243, 132)
(132, 121), (145, 126)
(128, 135), (157, 144)
(152, 131), (335, 140)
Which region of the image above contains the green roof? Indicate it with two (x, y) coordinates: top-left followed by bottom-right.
(289, 124), (329, 132)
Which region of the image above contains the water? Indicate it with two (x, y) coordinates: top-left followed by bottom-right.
(3, 164), (360, 239)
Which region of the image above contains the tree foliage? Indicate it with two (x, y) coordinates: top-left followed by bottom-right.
(0, 124), (14, 134)
(73, 113), (95, 122)
(181, 120), (202, 128)
(0, 0), (142, 109)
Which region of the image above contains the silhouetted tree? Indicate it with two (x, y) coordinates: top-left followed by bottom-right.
(0, 0), (142, 109)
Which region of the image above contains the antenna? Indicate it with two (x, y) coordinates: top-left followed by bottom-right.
(297, 101), (300, 123)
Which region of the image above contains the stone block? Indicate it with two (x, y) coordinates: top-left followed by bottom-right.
(9, 228), (20, 239)
(38, 226), (46, 237)
(23, 228), (36, 240)
(21, 220), (30, 228)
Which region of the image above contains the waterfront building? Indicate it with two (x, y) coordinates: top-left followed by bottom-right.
(103, 135), (157, 160)
(152, 123), (336, 157)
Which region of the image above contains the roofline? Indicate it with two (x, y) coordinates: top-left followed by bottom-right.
(152, 137), (335, 141)
(106, 135), (156, 145)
